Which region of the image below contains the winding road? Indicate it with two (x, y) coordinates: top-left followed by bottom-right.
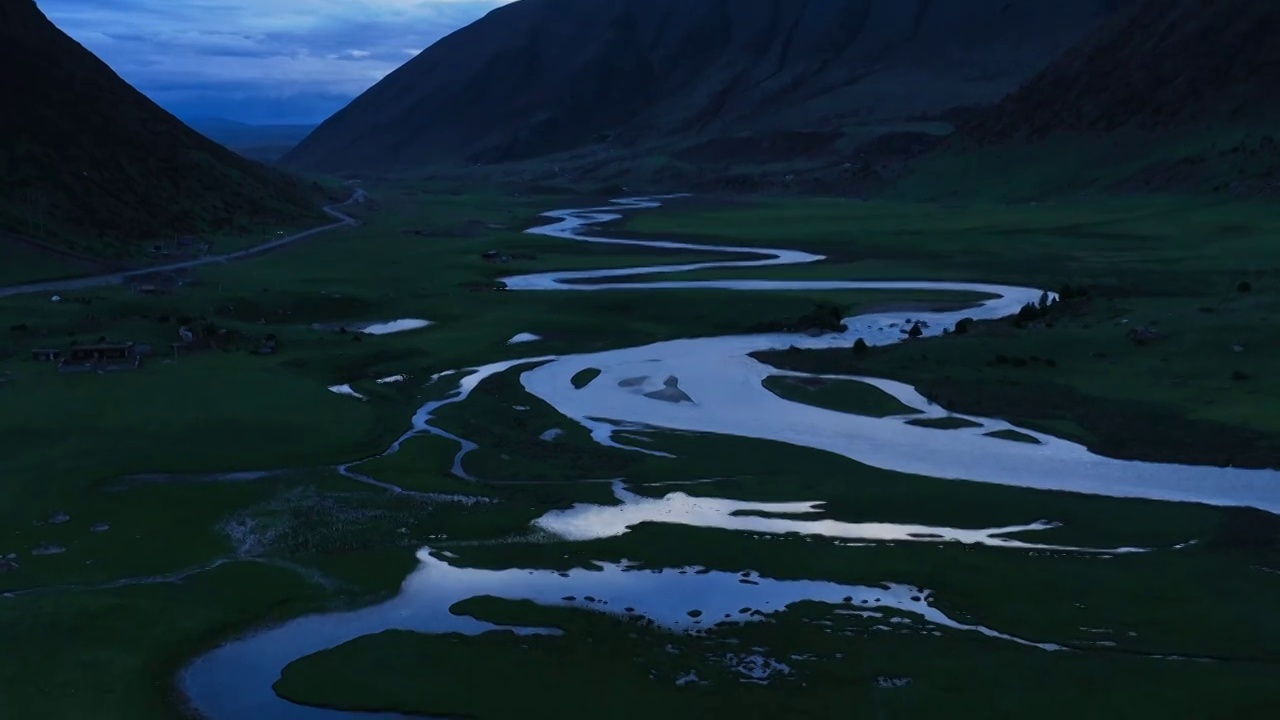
(0, 188), (366, 299)
(178, 195), (1280, 720)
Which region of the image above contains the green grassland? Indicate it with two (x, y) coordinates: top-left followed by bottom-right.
(622, 193), (1280, 466)
(3, 176), (1280, 719)
(761, 375), (921, 417)
(274, 596), (1278, 720)
(0, 236), (105, 285)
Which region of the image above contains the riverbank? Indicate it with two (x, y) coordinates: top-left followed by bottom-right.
(4, 184), (1279, 718)
(182, 194), (1280, 720)
(625, 195), (1280, 469)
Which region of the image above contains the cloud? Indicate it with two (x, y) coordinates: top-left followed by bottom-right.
(39, 0), (516, 123)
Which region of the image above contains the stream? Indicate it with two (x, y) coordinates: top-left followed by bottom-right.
(181, 196), (1280, 719)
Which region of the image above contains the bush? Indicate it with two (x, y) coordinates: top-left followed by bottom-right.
(954, 317), (974, 334)
(853, 338), (869, 354)
(1237, 280), (1253, 293)
(793, 302), (847, 334)
(1016, 303), (1042, 323)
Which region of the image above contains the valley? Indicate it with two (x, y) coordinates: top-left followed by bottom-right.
(3, 182), (1279, 719)
(3, 0), (1279, 718)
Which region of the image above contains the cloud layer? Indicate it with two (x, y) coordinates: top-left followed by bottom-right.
(40, 0), (514, 123)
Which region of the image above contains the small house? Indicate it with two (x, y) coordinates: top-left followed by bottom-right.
(60, 342), (140, 371)
(31, 348), (61, 362)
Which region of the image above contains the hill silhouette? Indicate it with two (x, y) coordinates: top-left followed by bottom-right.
(283, 0), (1130, 174)
(188, 119), (318, 163)
(0, 0), (327, 257)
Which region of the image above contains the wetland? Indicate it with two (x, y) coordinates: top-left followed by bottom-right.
(2, 184), (1279, 719)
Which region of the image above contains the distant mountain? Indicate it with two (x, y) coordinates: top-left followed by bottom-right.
(188, 119), (319, 163)
(0, 0), (326, 256)
(283, 0), (1132, 174)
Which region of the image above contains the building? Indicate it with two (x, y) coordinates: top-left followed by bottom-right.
(60, 342), (140, 371)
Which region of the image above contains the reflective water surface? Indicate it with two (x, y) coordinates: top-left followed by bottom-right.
(184, 196), (1279, 719)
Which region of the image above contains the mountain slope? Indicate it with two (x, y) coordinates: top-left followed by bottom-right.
(283, 0), (1131, 173)
(966, 0), (1280, 141)
(905, 0), (1280, 199)
(0, 0), (326, 256)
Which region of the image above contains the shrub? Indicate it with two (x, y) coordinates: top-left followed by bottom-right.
(853, 338), (870, 354)
(954, 317), (974, 334)
(1016, 303), (1041, 322)
(1237, 280), (1253, 293)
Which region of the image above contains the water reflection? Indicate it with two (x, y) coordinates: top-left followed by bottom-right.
(534, 482), (1153, 553)
(182, 548), (1062, 720)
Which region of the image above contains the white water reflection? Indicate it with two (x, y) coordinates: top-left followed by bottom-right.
(326, 384), (366, 401)
(182, 548), (1061, 720)
(359, 319), (433, 335)
(502, 197), (1280, 513)
(534, 482), (1152, 553)
(507, 332), (543, 344)
(183, 195), (1279, 720)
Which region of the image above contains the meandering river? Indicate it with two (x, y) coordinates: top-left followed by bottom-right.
(181, 196), (1280, 719)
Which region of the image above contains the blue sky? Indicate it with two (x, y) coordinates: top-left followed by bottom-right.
(40, 0), (514, 124)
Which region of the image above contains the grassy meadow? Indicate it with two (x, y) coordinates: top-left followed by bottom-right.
(621, 194), (1280, 466)
(2, 176), (1279, 718)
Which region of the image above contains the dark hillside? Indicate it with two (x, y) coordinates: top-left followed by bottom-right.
(284, 0), (1130, 174)
(967, 0), (1280, 141)
(0, 0), (327, 257)
(928, 0), (1280, 199)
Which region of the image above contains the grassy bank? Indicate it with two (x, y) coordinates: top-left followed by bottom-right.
(4, 177), (1280, 719)
(275, 593), (1280, 720)
(622, 193), (1280, 467)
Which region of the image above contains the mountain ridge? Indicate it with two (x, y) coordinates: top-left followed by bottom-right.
(283, 0), (1132, 174)
(0, 0), (326, 256)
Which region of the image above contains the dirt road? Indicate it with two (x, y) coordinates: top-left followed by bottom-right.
(0, 188), (366, 299)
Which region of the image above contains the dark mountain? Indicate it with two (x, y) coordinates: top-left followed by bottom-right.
(967, 0), (1280, 141)
(188, 119), (319, 163)
(283, 0), (1132, 174)
(951, 0), (1280, 196)
(0, 0), (326, 257)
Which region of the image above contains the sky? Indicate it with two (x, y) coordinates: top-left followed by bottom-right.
(40, 0), (516, 125)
